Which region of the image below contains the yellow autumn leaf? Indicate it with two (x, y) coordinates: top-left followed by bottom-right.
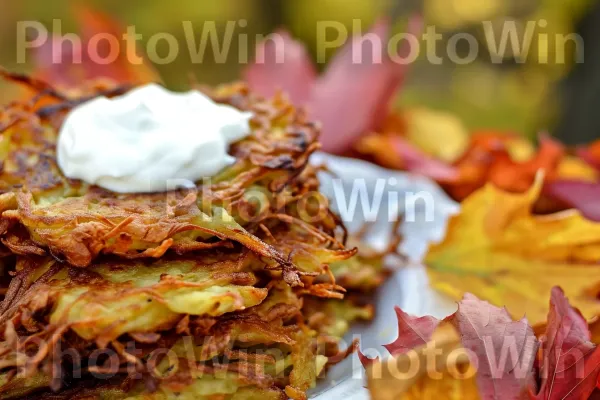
(556, 156), (598, 182)
(425, 173), (600, 324)
(503, 135), (535, 162)
(403, 108), (470, 163)
(368, 323), (479, 400)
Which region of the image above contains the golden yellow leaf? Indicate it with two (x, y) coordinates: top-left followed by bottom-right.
(425, 174), (600, 324)
(503, 135), (535, 162)
(368, 323), (480, 400)
(556, 156), (598, 182)
(403, 108), (469, 163)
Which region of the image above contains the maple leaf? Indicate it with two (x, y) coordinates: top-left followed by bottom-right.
(359, 306), (440, 367)
(34, 5), (159, 87)
(425, 174), (600, 324)
(244, 16), (422, 154)
(383, 307), (441, 356)
(530, 287), (600, 400)
(450, 294), (538, 399)
(441, 133), (564, 201)
(243, 29), (316, 106)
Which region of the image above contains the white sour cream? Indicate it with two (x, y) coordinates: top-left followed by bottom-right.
(57, 83), (252, 193)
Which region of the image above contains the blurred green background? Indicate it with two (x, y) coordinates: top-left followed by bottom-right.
(0, 0), (595, 141)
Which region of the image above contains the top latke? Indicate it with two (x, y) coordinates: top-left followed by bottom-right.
(0, 75), (329, 279)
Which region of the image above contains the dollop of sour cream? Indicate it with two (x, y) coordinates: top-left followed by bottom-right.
(57, 83), (252, 193)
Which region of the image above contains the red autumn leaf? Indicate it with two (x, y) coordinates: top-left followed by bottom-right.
(358, 306), (440, 368)
(544, 180), (600, 222)
(243, 30), (316, 105)
(34, 5), (159, 86)
(244, 16), (422, 154)
(530, 287), (600, 400)
(449, 293), (538, 400)
(383, 306), (441, 355)
(357, 347), (378, 367)
(577, 140), (600, 171)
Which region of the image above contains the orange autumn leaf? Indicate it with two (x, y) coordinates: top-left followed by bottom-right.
(443, 133), (564, 200)
(577, 139), (600, 171)
(34, 5), (160, 87)
(424, 174), (600, 325)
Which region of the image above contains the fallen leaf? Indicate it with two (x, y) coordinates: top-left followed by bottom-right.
(556, 156), (598, 182)
(244, 16), (422, 154)
(401, 108), (470, 163)
(384, 307), (441, 356)
(357, 124), (569, 202)
(243, 30), (316, 105)
(531, 287), (600, 400)
(359, 306), (441, 367)
(387, 136), (459, 181)
(443, 134), (564, 200)
(449, 294), (537, 399)
(544, 181), (600, 222)
(367, 323), (478, 400)
(356, 113), (459, 182)
(34, 5), (159, 86)
(577, 140), (600, 171)
(425, 174), (600, 324)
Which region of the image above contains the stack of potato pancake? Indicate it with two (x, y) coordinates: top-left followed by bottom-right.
(0, 74), (390, 400)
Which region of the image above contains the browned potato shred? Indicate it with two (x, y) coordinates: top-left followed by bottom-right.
(0, 72), (395, 400)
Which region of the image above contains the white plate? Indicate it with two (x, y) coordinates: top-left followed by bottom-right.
(310, 153), (459, 399)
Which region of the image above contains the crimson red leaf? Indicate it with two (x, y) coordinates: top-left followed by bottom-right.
(530, 287), (600, 400)
(544, 180), (600, 222)
(358, 305), (440, 368)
